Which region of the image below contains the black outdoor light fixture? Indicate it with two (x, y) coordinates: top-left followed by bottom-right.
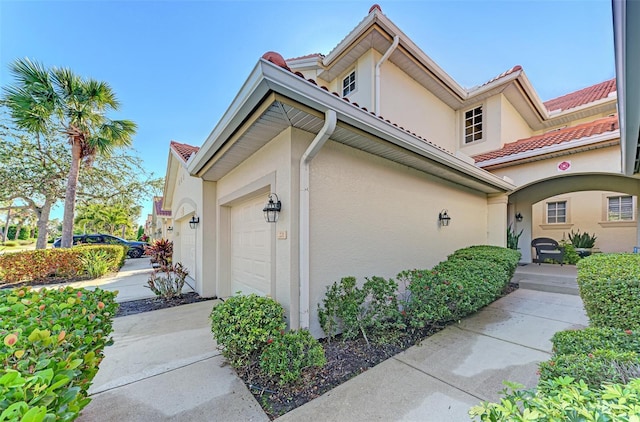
(515, 212), (523, 222)
(438, 209), (451, 227)
(189, 215), (200, 229)
(167, 226), (173, 232)
(263, 193), (282, 223)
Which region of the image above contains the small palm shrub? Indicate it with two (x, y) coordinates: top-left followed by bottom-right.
(79, 249), (113, 278)
(260, 329), (326, 385)
(569, 229), (597, 248)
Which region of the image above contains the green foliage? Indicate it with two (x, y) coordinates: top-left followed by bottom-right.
(569, 229), (597, 248)
(0, 246), (125, 284)
(210, 294), (286, 367)
(399, 253), (511, 329)
(317, 276), (404, 345)
(259, 329), (326, 385)
(0, 286), (118, 420)
(136, 226), (144, 240)
(506, 224), (523, 250)
(559, 241), (580, 264)
(79, 249), (114, 278)
(577, 253), (640, 330)
(551, 327), (640, 356)
(145, 238), (173, 266)
(539, 350), (639, 389)
(5, 226), (27, 241)
(469, 377), (640, 421)
(447, 245), (521, 279)
(146, 263), (189, 299)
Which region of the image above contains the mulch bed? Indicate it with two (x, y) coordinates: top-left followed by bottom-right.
(115, 292), (216, 317)
(240, 282), (519, 419)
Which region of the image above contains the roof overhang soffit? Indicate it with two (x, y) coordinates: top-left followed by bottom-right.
(162, 151), (182, 208)
(190, 59), (514, 194)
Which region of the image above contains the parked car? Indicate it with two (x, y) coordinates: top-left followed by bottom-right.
(52, 234), (148, 258)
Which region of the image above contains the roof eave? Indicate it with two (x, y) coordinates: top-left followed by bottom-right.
(193, 59), (514, 193)
(476, 130), (621, 168)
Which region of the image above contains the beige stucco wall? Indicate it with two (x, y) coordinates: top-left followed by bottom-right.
(215, 127), (303, 328)
(378, 58), (457, 151)
(459, 94), (533, 157)
(306, 140), (489, 337)
(169, 163), (207, 294)
(326, 50), (376, 111)
(532, 191), (637, 253)
(488, 145), (622, 186)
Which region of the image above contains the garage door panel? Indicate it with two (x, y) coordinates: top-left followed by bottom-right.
(231, 195), (271, 296)
(179, 220), (196, 278)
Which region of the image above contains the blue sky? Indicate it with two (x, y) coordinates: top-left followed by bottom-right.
(1, 0), (615, 225)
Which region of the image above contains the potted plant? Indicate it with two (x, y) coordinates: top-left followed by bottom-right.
(568, 229), (597, 258)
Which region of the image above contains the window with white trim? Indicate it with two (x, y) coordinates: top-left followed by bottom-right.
(464, 106), (483, 144)
(547, 201), (567, 224)
(608, 196), (634, 221)
(342, 71), (356, 96)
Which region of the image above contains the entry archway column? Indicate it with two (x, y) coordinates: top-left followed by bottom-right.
(487, 194), (508, 247)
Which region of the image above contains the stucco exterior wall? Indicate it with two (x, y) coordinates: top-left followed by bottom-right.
(488, 145), (622, 186)
(532, 191), (637, 253)
(215, 127), (301, 326)
(169, 164), (205, 293)
(378, 58), (456, 151)
(500, 95), (534, 146)
(306, 140), (488, 337)
(327, 50), (375, 111)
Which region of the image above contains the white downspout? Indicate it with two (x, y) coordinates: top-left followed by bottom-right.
(299, 109), (337, 329)
(375, 35), (399, 114)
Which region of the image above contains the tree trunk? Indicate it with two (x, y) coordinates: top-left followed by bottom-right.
(61, 142), (82, 248)
(2, 202), (12, 242)
(35, 199), (53, 249)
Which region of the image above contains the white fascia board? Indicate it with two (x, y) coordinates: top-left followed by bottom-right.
(476, 130), (620, 168)
(322, 12), (377, 66)
(162, 150), (180, 207)
(259, 61), (515, 191)
(188, 62), (271, 176)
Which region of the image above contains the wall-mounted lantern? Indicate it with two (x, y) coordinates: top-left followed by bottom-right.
(439, 209), (451, 227)
(263, 193), (282, 223)
(515, 212), (523, 222)
(167, 226), (173, 232)
(189, 215), (200, 229)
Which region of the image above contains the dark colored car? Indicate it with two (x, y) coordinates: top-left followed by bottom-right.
(52, 234), (148, 258)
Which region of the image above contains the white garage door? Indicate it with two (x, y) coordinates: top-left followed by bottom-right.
(231, 195), (271, 296)
(179, 220), (196, 278)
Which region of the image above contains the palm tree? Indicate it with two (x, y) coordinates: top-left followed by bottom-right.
(2, 58), (137, 248)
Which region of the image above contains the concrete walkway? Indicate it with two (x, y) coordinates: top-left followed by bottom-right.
(74, 264), (589, 422)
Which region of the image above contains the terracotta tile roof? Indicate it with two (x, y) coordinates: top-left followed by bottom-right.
(261, 52), (453, 155)
(154, 196), (171, 217)
(473, 115), (619, 164)
(286, 53), (324, 62)
(478, 65), (522, 88)
(544, 79), (616, 112)
(170, 140), (199, 163)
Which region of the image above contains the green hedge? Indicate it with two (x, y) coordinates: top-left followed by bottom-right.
(0, 246), (125, 284)
(577, 254), (640, 330)
(447, 245), (521, 279)
(400, 245), (517, 329)
(551, 327), (640, 356)
(1, 286), (118, 420)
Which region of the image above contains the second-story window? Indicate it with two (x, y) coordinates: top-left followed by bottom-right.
(464, 106), (483, 144)
(342, 71), (356, 96)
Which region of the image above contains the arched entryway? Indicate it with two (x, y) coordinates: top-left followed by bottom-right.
(508, 172), (640, 262)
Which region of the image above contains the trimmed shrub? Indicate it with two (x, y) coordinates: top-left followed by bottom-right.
(210, 294), (286, 367)
(0, 286), (118, 420)
(0, 246), (125, 284)
(400, 257), (508, 328)
(469, 377), (640, 421)
(317, 276), (404, 345)
(577, 253), (640, 330)
(539, 350), (639, 389)
(552, 327), (640, 356)
(146, 262), (189, 299)
(259, 329), (326, 385)
(447, 245), (521, 279)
